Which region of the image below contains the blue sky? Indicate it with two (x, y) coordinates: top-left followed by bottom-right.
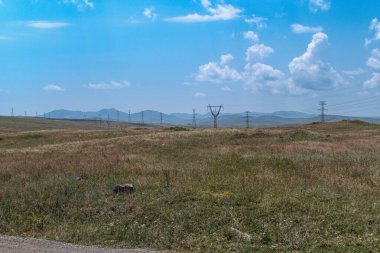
(1, 0), (380, 116)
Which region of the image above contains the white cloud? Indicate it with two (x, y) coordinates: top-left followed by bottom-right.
(165, 4), (241, 23)
(309, 0), (330, 13)
(220, 54), (234, 65)
(246, 44), (274, 62)
(200, 0), (211, 8)
(242, 63), (286, 93)
(365, 18), (380, 47)
(62, 0), (94, 9)
(43, 84), (64, 92)
(291, 24), (323, 34)
(196, 54), (241, 83)
(27, 21), (69, 29)
(244, 15), (267, 28)
(370, 18), (380, 40)
(243, 31), (259, 43)
(143, 7), (158, 21)
(367, 48), (380, 71)
(194, 92), (206, 97)
(364, 73), (380, 89)
(86, 81), (131, 90)
(343, 68), (365, 78)
(289, 32), (344, 90)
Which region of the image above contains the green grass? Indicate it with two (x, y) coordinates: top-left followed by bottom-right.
(0, 120), (379, 252)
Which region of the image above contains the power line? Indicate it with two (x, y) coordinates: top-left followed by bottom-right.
(207, 104), (223, 128)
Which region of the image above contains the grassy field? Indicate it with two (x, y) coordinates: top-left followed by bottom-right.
(0, 117), (379, 252)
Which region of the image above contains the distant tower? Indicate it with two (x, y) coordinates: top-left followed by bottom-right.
(245, 111), (250, 128)
(319, 101), (327, 123)
(160, 113), (163, 126)
(128, 110), (131, 123)
(207, 104), (223, 128)
(192, 109), (197, 128)
(141, 111), (144, 124)
(11, 107), (13, 117)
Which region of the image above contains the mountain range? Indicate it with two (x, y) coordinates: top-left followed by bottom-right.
(40, 109), (380, 127)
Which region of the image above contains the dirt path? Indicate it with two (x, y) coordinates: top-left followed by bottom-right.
(0, 235), (156, 253)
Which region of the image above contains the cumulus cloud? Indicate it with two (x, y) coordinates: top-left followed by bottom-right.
(86, 81), (131, 90)
(165, 4), (241, 23)
(196, 54), (241, 83)
(244, 15), (267, 28)
(62, 0), (94, 9)
(291, 24), (323, 34)
(27, 21), (69, 29)
(246, 44), (274, 62)
(143, 7), (158, 21)
(365, 18), (380, 47)
(343, 68), (365, 78)
(364, 48), (380, 89)
(364, 73), (380, 89)
(370, 18), (380, 40)
(220, 54), (234, 65)
(200, 0), (211, 8)
(367, 49), (380, 71)
(289, 32), (344, 90)
(43, 84), (64, 92)
(242, 63), (286, 93)
(243, 31), (259, 43)
(309, 0), (330, 13)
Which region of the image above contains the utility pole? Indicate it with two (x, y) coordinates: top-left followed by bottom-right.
(107, 113), (111, 129)
(128, 110), (131, 123)
(245, 111), (250, 128)
(98, 114), (102, 128)
(116, 110), (120, 128)
(192, 109), (197, 129)
(11, 107), (13, 117)
(319, 101), (327, 123)
(141, 111), (144, 124)
(207, 104), (223, 128)
(160, 113), (163, 126)
(24, 111), (27, 118)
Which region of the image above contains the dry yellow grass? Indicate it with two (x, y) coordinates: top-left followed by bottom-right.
(0, 119), (379, 252)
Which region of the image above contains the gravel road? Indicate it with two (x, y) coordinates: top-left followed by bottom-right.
(0, 235), (156, 253)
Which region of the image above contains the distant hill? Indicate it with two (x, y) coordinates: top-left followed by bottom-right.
(41, 109), (380, 128)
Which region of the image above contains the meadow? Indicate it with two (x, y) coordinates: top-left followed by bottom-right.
(0, 117), (379, 252)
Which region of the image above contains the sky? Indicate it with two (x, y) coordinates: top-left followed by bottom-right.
(1, 0), (380, 116)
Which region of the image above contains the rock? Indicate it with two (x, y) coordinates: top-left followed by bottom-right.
(113, 184), (134, 194)
(230, 227), (252, 242)
(75, 175), (85, 181)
